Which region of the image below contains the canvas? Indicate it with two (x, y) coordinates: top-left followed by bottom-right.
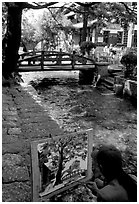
(31, 129), (93, 201)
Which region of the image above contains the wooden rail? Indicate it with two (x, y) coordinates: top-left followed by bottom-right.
(18, 50), (96, 72)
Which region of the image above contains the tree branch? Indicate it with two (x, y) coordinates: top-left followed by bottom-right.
(76, 2), (100, 7)
(120, 2), (137, 16)
(21, 2), (58, 9)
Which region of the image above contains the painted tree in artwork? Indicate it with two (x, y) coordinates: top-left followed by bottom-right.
(54, 141), (66, 186)
(39, 136), (72, 187)
(38, 133), (88, 189)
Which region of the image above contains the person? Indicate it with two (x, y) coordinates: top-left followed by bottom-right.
(92, 73), (101, 87)
(86, 145), (137, 202)
(92, 65), (101, 87)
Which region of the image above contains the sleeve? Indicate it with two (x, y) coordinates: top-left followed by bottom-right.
(97, 190), (108, 202)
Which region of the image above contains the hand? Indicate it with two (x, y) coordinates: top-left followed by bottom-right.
(86, 181), (98, 195)
(94, 178), (104, 188)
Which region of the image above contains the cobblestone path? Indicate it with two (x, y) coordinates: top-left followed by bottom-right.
(2, 84), (63, 202)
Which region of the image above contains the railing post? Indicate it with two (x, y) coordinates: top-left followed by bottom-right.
(71, 50), (76, 69)
(33, 49), (35, 65)
(28, 59), (31, 66)
(56, 48), (62, 65)
(41, 50), (44, 70)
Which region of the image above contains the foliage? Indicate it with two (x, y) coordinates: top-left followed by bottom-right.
(21, 8), (73, 51)
(40, 9), (73, 51)
(99, 2), (137, 26)
(80, 41), (96, 55)
(38, 10), (60, 50)
(62, 2), (137, 31)
(2, 3), (7, 38)
(2, 2), (58, 79)
(59, 2), (137, 46)
(120, 52), (137, 78)
(2, 2), (137, 79)
(22, 12), (41, 50)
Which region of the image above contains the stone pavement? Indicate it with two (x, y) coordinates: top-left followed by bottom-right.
(2, 84), (64, 202)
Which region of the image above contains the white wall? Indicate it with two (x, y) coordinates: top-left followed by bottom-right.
(127, 23), (134, 47)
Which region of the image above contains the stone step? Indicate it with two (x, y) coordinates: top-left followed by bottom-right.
(101, 81), (114, 90)
(101, 76), (114, 90)
(102, 76), (114, 86)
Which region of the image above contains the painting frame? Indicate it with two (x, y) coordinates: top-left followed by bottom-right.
(31, 129), (94, 201)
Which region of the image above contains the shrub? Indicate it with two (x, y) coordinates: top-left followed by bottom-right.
(120, 52), (137, 79)
(80, 41), (96, 55)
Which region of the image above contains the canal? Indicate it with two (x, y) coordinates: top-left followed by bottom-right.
(21, 71), (137, 200)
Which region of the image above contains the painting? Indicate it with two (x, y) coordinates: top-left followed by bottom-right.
(31, 129), (93, 201)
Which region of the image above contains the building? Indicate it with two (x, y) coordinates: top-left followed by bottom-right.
(66, 12), (137, 48)
(72, 21), (137, 48)
(72, 19), (97, 46)
(126, 23), (137, 47)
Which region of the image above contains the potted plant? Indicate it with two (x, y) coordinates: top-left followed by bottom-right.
(80, 41), (96, 56)
(120, 52), (137, 79)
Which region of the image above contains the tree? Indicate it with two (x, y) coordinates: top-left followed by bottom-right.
(2, 2), (57, 79)
(120, 52), (137, 79)
(54, 142), (66, 186)
(2, 3), (7, 38)
(76, 3), (100, 43)
(61, 2), (136, 43)
(2, 3), (23, 78)
(39, 8), (73, 51)
(2, 2), (137, 79)
(22, 11), (41, 50)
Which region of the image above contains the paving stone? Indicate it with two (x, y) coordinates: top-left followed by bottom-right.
(3, 110), (18, 116)
(3, 165), (29, 183)
(2, 105), (9, 111)
(21, 117), (49, 123)
(8, 127), (22, 135)
(2, 121), (18, 128)
(4, 116), (19, 121)
(19, 112), (44, 119)
(2, 84), (64, 202)
(2, 128), (7, 135)
(19, 107), (42, 113)
(2, 141), (30, 155)
(2, 154), (29, 183)
(3, 153), (25, 166)
(2, 95), (12, 102)
(2, 182), (31, 202)
(9, 107), (17, 111)
(2, 134), (19, 144)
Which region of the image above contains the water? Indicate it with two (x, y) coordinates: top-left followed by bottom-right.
(21, 71), (137, 175)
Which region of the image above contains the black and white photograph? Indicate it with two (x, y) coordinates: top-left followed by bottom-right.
(2, 2), (137, 202)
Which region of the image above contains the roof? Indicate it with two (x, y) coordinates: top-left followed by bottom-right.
(102, 23), (124, 31)
(72, 19), (97, 29)
(65, 11), (75, 17)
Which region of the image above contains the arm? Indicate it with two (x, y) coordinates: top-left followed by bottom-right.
(86, 178), (104, 195)
(86, 181), (99, 196)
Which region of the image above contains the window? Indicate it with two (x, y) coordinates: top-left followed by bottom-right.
(132, 30), (137, 47)
(103, 31), (109, 44)
(117, 31), (123, 44)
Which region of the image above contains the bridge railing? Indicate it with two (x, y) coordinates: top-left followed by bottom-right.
(18, 50), (96, 70)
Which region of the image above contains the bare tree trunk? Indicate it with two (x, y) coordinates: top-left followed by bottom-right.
(54, 146), (64, 186)
(81, 6), (88, 43)
(3, 3), (22, 78)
